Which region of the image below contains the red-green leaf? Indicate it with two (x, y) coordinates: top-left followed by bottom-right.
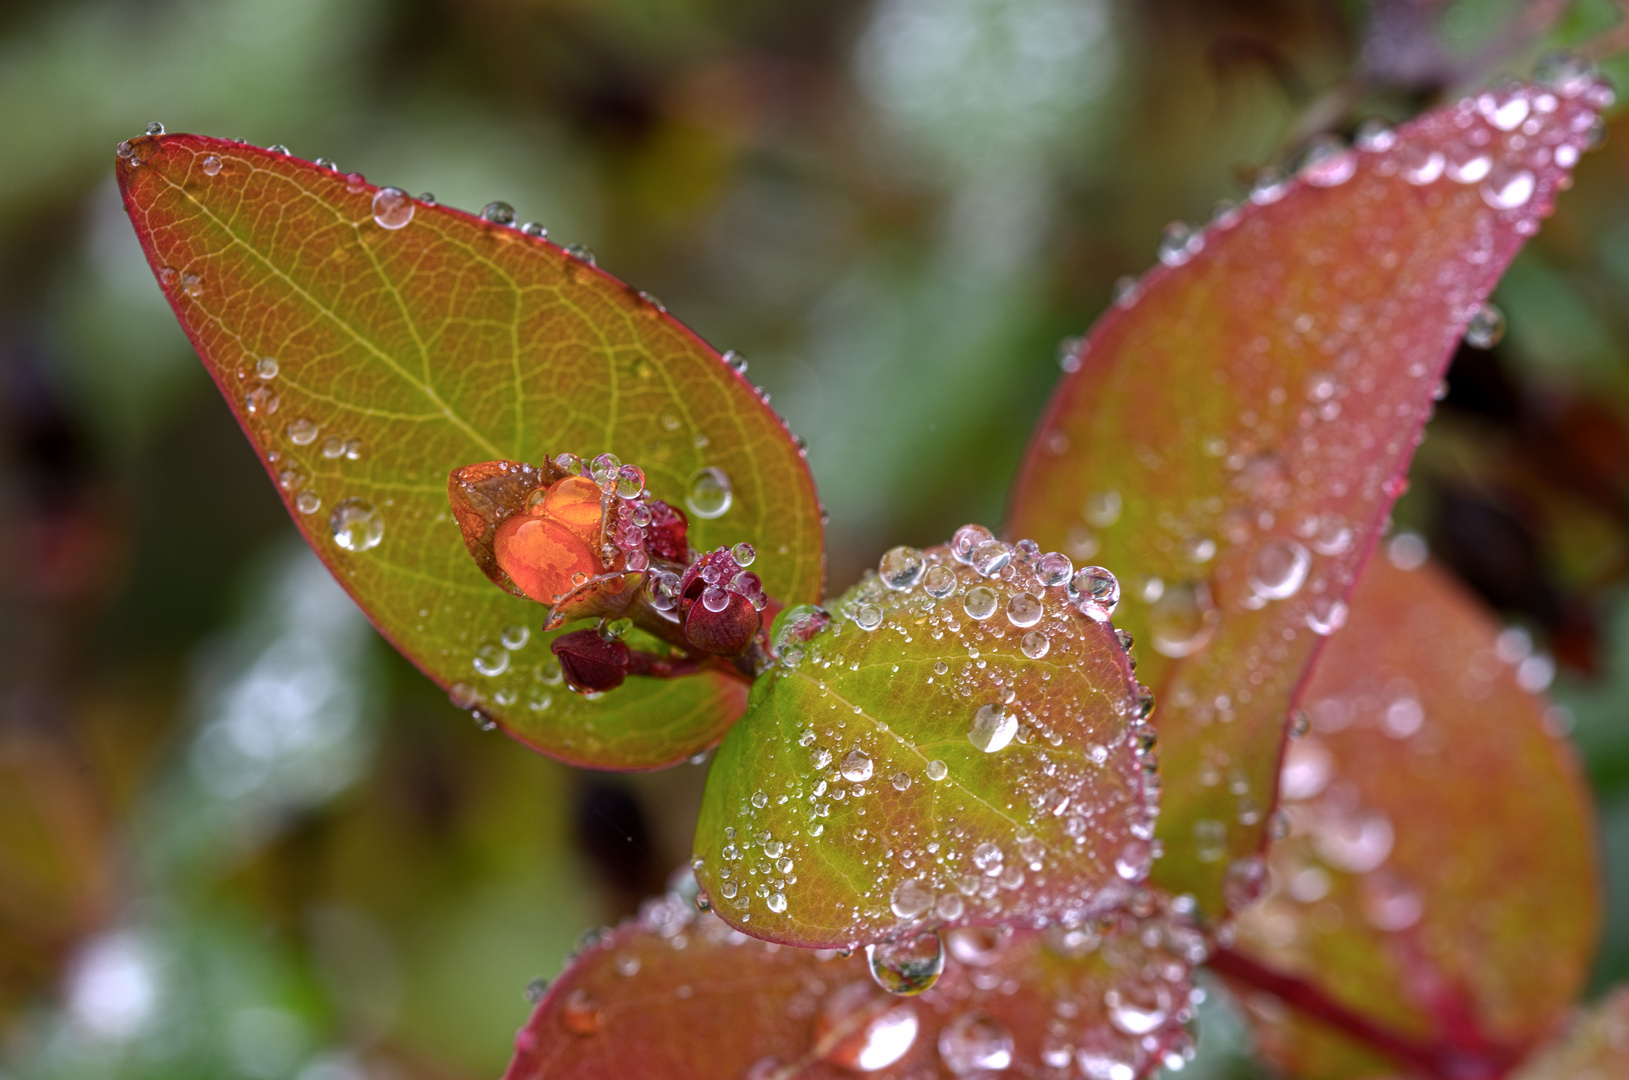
(1004, 77), (1609, 913)
(1223, 555), (1599, 1078)
(504, 884), (1200, 1080)
(1511, 987), (1629, 1080)
(116, 134), (823, 770)
(692, 539), (1155, 948)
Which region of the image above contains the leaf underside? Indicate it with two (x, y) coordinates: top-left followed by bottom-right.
(116, 134), (824, 769)
(693, 545), (1151, 949)
(1231, 557), (1600, 1078)
(504, 887), (1199, 1080)
(1005, 79), (1608, 913)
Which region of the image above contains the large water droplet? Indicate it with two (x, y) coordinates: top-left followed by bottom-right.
(1005, 592), (1042, 628)
(201, 154), (223, 176)
(971, 540), (1011, 577)
(925, 760), (948, 782)
(560, 987), (601, 1035)
(1020, 629), (1049, 659)
(938, 1011), (1014, 1074)
(950, 524), (994, 564)
(473, 643), (509, 677)
(1071, 566), (1120, 620)
(817, 984), (919, 1071)
(866, 933), (945, 996)
(372, 187), (414, 230)
(1083, 490), (1121, 528)
(879, 546), (925, 589)
(1248, 539), (1311, 600)
(330, 498), (384, 552)
(945, 927), (1006, 966)
(1036, 551), (1073, 587)
(1105, 983), (1171, 1037)
(923, 565), (958, 598)
(963, 586), (998, 621)
(685, 467), (732, 519)
(481, 200), (515, 225)
(968, 703), (1016, 753)
(841, 749), (874, 782)
(1481, 166), (1535, 210)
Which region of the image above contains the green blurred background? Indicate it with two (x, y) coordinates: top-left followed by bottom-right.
(1, 0), (1628, 1076)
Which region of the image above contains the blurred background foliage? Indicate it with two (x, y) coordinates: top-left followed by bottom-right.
(1, 0), (1628, 1077)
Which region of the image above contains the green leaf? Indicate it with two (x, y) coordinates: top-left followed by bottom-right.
(116, 134), (823, 770)
(1004, 79), (1609, 913)
(504, 881), (1199, 1079)
(692, 540), (1155, 948)
(1224, 556), (1600, 1078)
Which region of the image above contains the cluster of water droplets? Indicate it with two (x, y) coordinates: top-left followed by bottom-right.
(698, 527), (1170, 955)
(535, 873), (1203, 1079)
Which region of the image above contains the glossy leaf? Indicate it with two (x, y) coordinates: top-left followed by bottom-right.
(1005, 77), (1610, 912)
(116, 133), (823, 769)
(693, 540), (1154, 948)
(1225, 554), (1599, 1078)
(504, 882), (1200, 1080)
(1511, 987), (1629, 1080)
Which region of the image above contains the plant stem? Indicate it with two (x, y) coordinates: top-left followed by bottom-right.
(1205, 946), (1510, 1080)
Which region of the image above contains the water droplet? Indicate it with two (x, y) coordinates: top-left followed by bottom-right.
(561, 987), (602, 1035)
(1248, 539), (1311, 600)
(474, 643), (510, 677)
(934, 893), (964, 920)
(255, 356), (279, 380)
(963, 586), (998, 621)
(1105, 983), (1171, 1037)
(841, 750), (874, 782)
(1465, 302), (1505, 348)
(521, 222), (547, 237)
(971, 540), (1011, 577)
(925, 760), (948, 782)
(950, 524), (994, 564)
(855, 604), (883, 631)
(286, 418), (319, 445)
(501, 624), (530, 650)
(972, 842), (1003, 874)
(1300, 134), (1356, 186)
(731, 542), (756, 567)
(1481, 166), (1535, 210)
(330, 497), (384, 552)
(481, 201), (515, 225)
(1354, 117), (1396, 152)
(1158, 221), (1199, 266)
(1193, 819), (1228, 863)
(816, 983), (919, 1071)
(1083, 490), (1122, 528)
(945, 927), (1005, 966)
(449, 682), (479, 709)
(923, 565), (958, 598)
(1036, 551), (1073, 587)
(890, 877), (933, 919)
(766, 892), (787, 913)
(968, 703), (1016, 753)
(371, 187), (414, 230)
(938, 1011), (1014, 1074)
(145, 121), (165, 136)
(1222, 855), (1267, 910)
(1445, 146), (1491, 184)
(295, 491), (321, 514)
(810, 746), (833, 769)
(685, 467), (732, 519)
(867, 933), (944, 996)
(245, 386), (278, 415)
(879, 546), (925, 589)
(1305, 597), (1348, 636)
(1005, 592), (1042, 628)
(198, 154), (223, 177)
(1020, 629), (1050, 659)
(1399, 144), (1445, 185)
(891, 771), (911, 792)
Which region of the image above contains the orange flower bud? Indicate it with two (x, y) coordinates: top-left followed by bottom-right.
(494, 475), (607, 604)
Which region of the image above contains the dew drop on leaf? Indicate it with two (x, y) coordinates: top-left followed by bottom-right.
(1005, 591), (1042, 628)
(330, 497), (384, 552)
(923, 564), (957, 598)
(500, 624), (530, 650)
(1149, 580), (1218, 658)
(1465, 302), (1506, 348)
(968, 703), (1016, 753)
(255, 356), (279, 380)
(963, 586), (997, 621)
(971, 540), (1011, 577)
(879, 545), (926, 589)
(855, 603), (883, 631)
(1020, 629), (1050, 659)
(1035, 551), (1073, 586)
(925, 759), (948, 781)
(945, 926), (1006, 966)
(201, 154), (222, 176)
(866, 932), (945, 996)
(841, 749), (874, 782)
(560, 987), (602, 1036)
(371, 187), (414, 230)
(295, 491), (320, 515)
(481, 200), (515, 225)
(473, 643), (509, 677)
(685, 466), (732, 519)
(1248, 539), (1311, 601)
(286, 418), (318, 445)
(1083, 489), (1121, 528)
(815, 983), (919, 1071)
(937, 1011), (1014, 1074)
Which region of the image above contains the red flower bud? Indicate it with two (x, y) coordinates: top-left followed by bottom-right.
(551, 629), (630, 693)
(683, 588), (762, 657)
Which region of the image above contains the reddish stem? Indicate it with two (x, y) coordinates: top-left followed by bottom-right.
(1206, 947), (1511, 1080)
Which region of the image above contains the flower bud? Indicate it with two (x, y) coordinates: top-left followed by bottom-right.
(551, 629), (630, 693)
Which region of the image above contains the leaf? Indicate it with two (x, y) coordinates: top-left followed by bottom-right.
(691, 538), (1156, 949)
(1221, 555), (1600, 1078)
(1511, 987), (1629, 1080)
(115, 134), (823, 770)
(1003, 77), (1610, 913)
(503, 882), (1201, 1080)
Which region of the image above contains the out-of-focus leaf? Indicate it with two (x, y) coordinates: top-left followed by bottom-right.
(503, 882), (1201, 1080)
(1225, 556), (1599, 1078)
(1511, 987), (1629, 1080)
(116, 133), (824, 770)
(693, 540), (1153, 948)
(1005, 77), (1610, 913)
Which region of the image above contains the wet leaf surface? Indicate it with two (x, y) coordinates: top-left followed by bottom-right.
(116, 134), (822, 769)
(1004, 77), (1610, 912)
(1226, 555), (1599, 1078)
(504, 882), (1200, 1080)
(1511, 987), (1629, 1080)
(693, 540), (1154, 949)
